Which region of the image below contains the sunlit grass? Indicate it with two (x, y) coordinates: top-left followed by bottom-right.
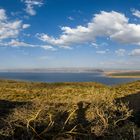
(0, 80), (140, 139)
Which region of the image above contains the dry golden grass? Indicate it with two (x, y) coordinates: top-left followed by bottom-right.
(0, 80), (140, 139)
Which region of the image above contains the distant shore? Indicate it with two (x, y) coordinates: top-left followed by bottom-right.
(105, 70), (140, 78)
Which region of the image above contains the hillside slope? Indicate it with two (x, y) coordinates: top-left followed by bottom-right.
(0, 80), (140, 140)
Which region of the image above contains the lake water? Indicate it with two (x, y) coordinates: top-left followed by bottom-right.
(0, 72), (139, 85)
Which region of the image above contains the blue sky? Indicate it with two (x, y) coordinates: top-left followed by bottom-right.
(0, 0), (140, 70)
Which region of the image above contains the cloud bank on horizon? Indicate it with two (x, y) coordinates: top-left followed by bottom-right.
(0, 0), (140, 69)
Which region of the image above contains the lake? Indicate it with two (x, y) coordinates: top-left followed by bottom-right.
(0, 72), (139, 85)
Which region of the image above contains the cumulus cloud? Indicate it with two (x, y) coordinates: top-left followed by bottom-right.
(37, 11), (140, 48)
(132, 9), (140, 18)
(130, 49), (140, 56)
(0, 8), (29, 41)
(115, 49), (126, 56)
(22, 0), (43, 16)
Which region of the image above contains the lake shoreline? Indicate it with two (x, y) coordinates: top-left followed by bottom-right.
(105, 70), (140, 78)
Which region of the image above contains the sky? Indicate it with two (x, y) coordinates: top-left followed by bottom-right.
(0, 0), (140, 70)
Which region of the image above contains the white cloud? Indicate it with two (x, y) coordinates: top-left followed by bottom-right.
(115, 49), (126, 56)
(0, 11), (22, 40)
(25, 5), (36, 16)
(91, 42), (99, 48)
(41, 45), (57, 51)
(22, 0), (43, 16)
(67, 16), (74, 21)
(22, 24), (30, 29)
(0, 39), (56, 51)
(0, 9), (7, 21)
(91, 42), (108, 48)
(8, 39), (35, 47)
(0, 8), (29, 41)
(132, 9), (140, 18)
(0, 39), (35, 47)
(130, 49), (140, 56)
(37, 11), (140, 48)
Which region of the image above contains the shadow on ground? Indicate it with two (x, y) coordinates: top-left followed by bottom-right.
(116, 92), (140, 126)
(0, 100), (30, 139)
(53, 101), (97, 140)
(0, 100), (28, 118)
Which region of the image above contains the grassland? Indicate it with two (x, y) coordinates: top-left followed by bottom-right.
(0, 80), (140, 140)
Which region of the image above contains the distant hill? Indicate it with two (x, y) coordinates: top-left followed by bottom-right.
(0, 68), (104, 73)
